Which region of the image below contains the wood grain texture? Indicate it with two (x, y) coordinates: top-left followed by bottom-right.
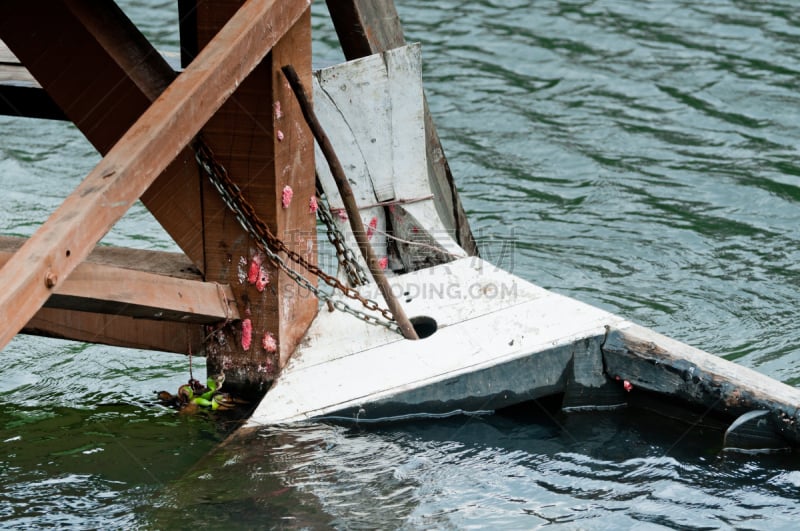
(603, 323), (800, 445)
(0, 2), (204, 267)
(0, 0), (310, 352)
(25, 308), (204, 354)
(0, 236), (237, 324)
(192, 2), (317, 391)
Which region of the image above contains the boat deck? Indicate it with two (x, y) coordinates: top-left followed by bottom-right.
(247, 257), (800, 451)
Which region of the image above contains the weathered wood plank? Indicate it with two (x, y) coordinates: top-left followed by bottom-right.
(312, 44), (467, 282)
(603, 323), (800, 445)
(0, 237), (237, 324)
(325, 0), (479, 256)
(0, 0), (311, 352)
(247, 257), (622, 425)
(324, 0), (405, 56)
(269, 9), (319, 368)
(284, 63), (417, 339)
(25, 308), (204, 355)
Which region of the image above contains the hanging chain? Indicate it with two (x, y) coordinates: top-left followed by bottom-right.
(315, 187), (370, 287)
(192, 139), (401, 334)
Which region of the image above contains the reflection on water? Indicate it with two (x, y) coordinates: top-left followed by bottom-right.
(148, 406), (800, 529)
(2, 0), (800, 528)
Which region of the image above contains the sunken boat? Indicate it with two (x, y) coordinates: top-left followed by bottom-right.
(0, 1), (797, 454)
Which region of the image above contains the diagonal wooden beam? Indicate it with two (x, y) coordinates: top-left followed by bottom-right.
(0, 0), (311, 351)
(0, 2), (204, 268)
(0, 237), (238, 324)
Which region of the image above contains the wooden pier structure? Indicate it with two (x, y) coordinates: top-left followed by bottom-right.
(0, 0), (477, 395)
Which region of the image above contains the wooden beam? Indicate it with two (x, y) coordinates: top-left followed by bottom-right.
(268, 7), (318, 369)
(603, 323), (800, 445)
(324, 1), (405, 56)
(0, 0), (311, 352)
(325, 0), (479, 256)
(25, 308), (204, 355)
(0, 2), (205, 268)
(0, 237), (238, 324)
(0, 39), (67, 120)
(63, 0), (175, 102)
(189, 2), (317, 392)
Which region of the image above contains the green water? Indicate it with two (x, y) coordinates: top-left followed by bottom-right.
(3, 0), (800, 528)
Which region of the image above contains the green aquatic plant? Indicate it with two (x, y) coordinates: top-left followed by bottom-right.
(157, 374), (245, 413)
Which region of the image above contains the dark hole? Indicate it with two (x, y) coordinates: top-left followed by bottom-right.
(65, 249), (71, 257)
(410, 315), (437, 339)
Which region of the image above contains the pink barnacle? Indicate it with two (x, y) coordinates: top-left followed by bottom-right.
(309, 195), (319, 214)
(277, 129), (285, 142)
(262, 331), (277, 353)
(623, 380), (633, 392)
(273, 100), (283, 120)
(255, 266), (269, 292)
(282, 185), (293, 208)
(241, 318), (253, 350)
(247, 253), (264, 284)
(379, 256), (388, 270)
(336, 209), (348, 221)
(247, 259), (260, 284)
(367, 217), (378, 239)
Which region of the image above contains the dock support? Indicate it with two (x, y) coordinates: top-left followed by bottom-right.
(603, 323), (800, 445)
(185, 1), (317, 392)
(0, 0), (315, 394)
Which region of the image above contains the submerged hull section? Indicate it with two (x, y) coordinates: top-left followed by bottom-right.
(247, 44), (800, 452)
(247, 258), (800, 450)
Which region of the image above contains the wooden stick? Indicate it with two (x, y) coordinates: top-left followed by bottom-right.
(281, 64), (419, 340)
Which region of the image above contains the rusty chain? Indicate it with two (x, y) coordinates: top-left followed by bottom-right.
(192, 139), (401, 334)
(314, 187), (370, 287)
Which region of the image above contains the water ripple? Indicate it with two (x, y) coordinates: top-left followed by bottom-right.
(3, 0), (800, 528)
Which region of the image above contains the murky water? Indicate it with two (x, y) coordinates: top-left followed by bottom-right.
(2, 0), (800, 528)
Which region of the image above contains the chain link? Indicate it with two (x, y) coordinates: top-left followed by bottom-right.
(315, 189), (370, 287)
(193, 139), (401, 334)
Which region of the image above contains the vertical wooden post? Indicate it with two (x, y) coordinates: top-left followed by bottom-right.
(188, 2), (317, 394)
